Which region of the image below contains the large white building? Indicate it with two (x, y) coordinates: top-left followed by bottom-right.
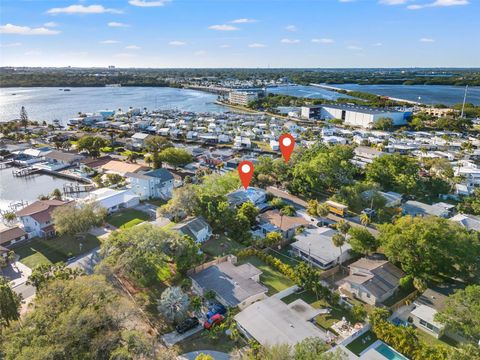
(228, 91), (259, 106)
(300, 104), (411, 128)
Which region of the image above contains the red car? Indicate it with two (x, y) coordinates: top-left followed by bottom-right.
(203, 313), (224, 330)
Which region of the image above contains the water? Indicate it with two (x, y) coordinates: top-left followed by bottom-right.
(0, 168), (83, 211)
(333, 84), (480, 106)
(375, 343), (408, 360)
(0, 87), (226, 124)
(267, 85), (354, 100)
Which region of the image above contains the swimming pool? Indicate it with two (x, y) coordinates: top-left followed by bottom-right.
(375, 342), (409, 360)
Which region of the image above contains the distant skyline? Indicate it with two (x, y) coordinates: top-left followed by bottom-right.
(0, 0), (479, 68)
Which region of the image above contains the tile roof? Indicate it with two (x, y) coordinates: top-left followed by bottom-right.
(101, 160), (147, 174)
(259, 210), (308, 231)
(0, 226), (27, 245)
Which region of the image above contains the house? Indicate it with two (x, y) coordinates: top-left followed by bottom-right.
(234, 296), (328, 346)
(82, 188), (140, 214)
(362, 190), (403, 208)
(290, 227), (352, 270)
(0, 225), (28, 247)
(42, 150), (84, 170)
(190, 255), (268, 309)
(172, 216), (212, 243)
(126, 168), (174, 200)
(226, 187), (267, 208)
(402, 201), (455, 218)
(16, 200), (71, 238)
(339, 258), (405, 306)
(258, 209), (309, 239)
(131, 132), (152, 150)
(101, 160), (147, 176)
(410, 284), (465, 341)
(449, 213), (480, 232)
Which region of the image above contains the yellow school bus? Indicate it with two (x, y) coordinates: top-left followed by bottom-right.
(325, 200), (348, 217)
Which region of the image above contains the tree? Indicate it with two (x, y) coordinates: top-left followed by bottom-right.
(336, 220), (351, 236)
(378, 216), (480, 282)
(2, 275), (162, 359)
(158, 184), (198, 220)
(281, 205), (296, 216)
(50, 188), (62, 200)
(52, 203), (107, 236)
(263, 231), (283, 248)
(366, 154), (420, 195)
(158, 286), (190, 324)
(238, 201), (259, 226)
(332, 233), (346, 270)
(351, 304), (367, 323)
(348, 227), (378, 255)
(2, 212), (17, 226)
(195, 354), (214, 360)
(435, 285), (480, 343)
(306, 199), (319, 216)
(372, 117), (393, 131)
(359, 213), (371, 228)
(27, 263), (83, 291)
(145, 136), (173, 169)
(0, 276), (21, 327)
(20, 106), (28, 130)
(293, 337), (341, 360)
(77, 135), (109, 158)
(105, 173), (124, 186)
(159, 147), (193, 169)
(317, 203), (330, 217)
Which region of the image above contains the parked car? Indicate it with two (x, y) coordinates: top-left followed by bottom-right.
(206, 303), (227, 318)
(203, 313), (224, 330)
(175, 317), (199, 334)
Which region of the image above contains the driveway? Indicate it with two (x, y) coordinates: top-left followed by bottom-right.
(179, 350), (230, 360)
(67, 247), (101, 275)
(4, 260), (32, 288)
(161, 325), (203, 347)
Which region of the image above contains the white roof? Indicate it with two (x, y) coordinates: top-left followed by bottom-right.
(84, 188), (139, 209)
(234, 296), (328, 346)
(411, 305), (443, 329)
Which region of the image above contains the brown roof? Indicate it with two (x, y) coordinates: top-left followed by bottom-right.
(350, 258), (389, 271)
(80, 156), (113, 168)
(260, 209), (309, 231)
(45, 150), (83, 162)
(0, 226), (27, 245)
(16, 200), (71, 224)
(101, 160), (147, 174)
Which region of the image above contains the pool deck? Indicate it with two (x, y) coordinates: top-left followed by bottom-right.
(359, 340), (409, 360)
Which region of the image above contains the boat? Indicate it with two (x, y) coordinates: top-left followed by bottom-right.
(11, 93), (16, 95)
(63, 89), (71, 92)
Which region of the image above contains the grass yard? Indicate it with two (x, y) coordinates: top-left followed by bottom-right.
(268, 247), (303, 267)
(106, 209), (150, 229)
(176, 330), (245, 354)
(237, 255), (294, 295)
(345, 330), (378, 356)
(414, 328), (458, 349)
(15, 234), (101, 268)
(146, 199), (166, 207)
(201, 235), (245, 257)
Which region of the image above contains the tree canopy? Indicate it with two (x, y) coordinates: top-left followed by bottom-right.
(52, 203), (107, 236)
(76, 135), (109, 158)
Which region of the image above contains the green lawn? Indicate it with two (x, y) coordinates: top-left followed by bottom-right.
(106, 209), (150, 229)
(147, 199), (166, 207)
(268, 247), (302, 267)
(201, 235), (245, 257)
(345, 330), (378, 356)
(15, 234), (101, 268)
(176, 330), (245, 354)
(414, 328), (458, 349)
(237, 255), (294, 295)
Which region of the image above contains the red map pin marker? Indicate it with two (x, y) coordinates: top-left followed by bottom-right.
(279, 133), (295, 162)
(238, 160), (254, 189)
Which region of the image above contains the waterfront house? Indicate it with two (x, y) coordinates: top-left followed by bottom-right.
(82, 188), (140, 214)
(190, 255), (268, 309)
(101, 160), (147, 176)
(42, 150), (84, 170)
(338, 258), (405, 306)
(16, 199), (72, 238)
(290, 227), (352, 270)
(171, 216), (212, 243)
(0, 225), (28, 247)
(126, 168), (174, 200)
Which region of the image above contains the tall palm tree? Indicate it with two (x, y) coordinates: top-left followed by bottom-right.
(332, 233), (346, 271)
(359, 213), (371, 228)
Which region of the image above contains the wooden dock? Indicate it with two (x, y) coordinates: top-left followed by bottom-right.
(12, 167), (39, 177)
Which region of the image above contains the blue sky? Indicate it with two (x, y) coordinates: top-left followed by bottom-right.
(0, 0), (478, 68)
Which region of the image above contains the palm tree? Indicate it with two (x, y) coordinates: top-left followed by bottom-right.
(2, 212), (17, 226)
(359, 213), (371, 228)
(332, 233), (346, 272)
(336, 219), (351, 236)
(316, 203), (329, 218)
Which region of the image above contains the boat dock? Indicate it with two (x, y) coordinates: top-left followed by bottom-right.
(63, 182), (95, 194)
(12, 167), (40, 177)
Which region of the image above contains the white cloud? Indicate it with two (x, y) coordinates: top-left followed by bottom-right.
(372, 42), (383, 46)
(108, 22), (130, 28)
(44, 21), (59, 27)
(0, 42), (22, 48)
(208, 24), (239, 31)
(219, 44), (231, 48)
(408, 0), (469, 9)
(347, 45), (363, 50)
(169, 40), (187, 46)
(114, 53), (136, 58)
(379, 0), (408, 4)
(281, 38), (300, 44)
(231, 18), (257, 23)
(100, 40), (120, 44)
(125, 45), (141, 50)
(0, 24), (60, 35)
(339, 0), (356, 2)
(24, 50), (41, 56)
(311, 38), (334, 44)
(47, 5), (122, 15)
(129, 0), (170, 7)
(285, 25), (297, 32)
(419, 37), (435, 42)
(248, 43), (266, 48)
(194, 50), (207, 56)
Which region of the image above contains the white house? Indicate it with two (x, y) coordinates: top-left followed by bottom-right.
(172, 216), (212, 243)
(82, 188), (140, 214)
(131, 132), (152, 150)
(126, 168), (174, 200)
